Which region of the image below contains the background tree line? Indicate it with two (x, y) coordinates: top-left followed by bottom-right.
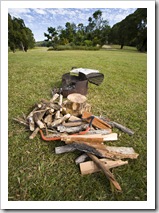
(8, 8), (147, 52)
(43, 8), (147, 52)
(8, 13), (35, 52)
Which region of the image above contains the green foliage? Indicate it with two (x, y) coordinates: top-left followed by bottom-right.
(8, 13), (35, 52)
(109, 9), (147, 51)
(8, 47), (147, 201)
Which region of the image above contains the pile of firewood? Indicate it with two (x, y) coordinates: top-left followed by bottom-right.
(13, 89), (139, 191)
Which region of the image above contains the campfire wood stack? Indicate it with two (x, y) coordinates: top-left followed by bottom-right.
(13, 89), (138, 192)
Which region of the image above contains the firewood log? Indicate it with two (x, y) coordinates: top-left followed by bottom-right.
(87, 153), (122, 191)
(57, 124), (89, 133)
(80, 159), (128, 175)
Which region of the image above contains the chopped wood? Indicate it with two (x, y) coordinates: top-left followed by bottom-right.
(80, 159), (128, 175)
(87, 153), (122, 191)
(33, 112), (45, 129)
(28, 116), (35, 131)
(29, 127), (40, 139)
(62, 120), (83, 127)
(86, 129), (112, 135)
(82, 111), (112, 129)
(51, 113), (70, 127)
(43, 114), (53, 125)
(55, 144), (76, 154)
(57, 124), (89, 133)
(67, 141), (138, 160)
(69, 115), (82, 121)
(61, 133), (118, 144)
(50, 93), (59, 103)
(55, 93), (63, 119)
(104, 146), (139, 159)
(75, 153), (89, 165)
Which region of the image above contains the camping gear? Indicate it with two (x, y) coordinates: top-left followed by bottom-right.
(62, 68), (104, 97)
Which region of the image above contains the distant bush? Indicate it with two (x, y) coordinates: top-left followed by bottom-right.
(48, 45), (100, 51)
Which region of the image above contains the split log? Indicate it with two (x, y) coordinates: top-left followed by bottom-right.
(104, 146), (139, 159)
(68, 141), (139, 160)
(87, 153), (122, 191)
(82, 111), (112, 130)
(61, 133), (118, 144)
(57, 124), (89, 133)
(85, 129), (112, 135)
(80, 159), (128, 175)
(62, 120), (83, 127)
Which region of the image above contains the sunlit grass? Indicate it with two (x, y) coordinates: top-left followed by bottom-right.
(8, 47), (147, 201)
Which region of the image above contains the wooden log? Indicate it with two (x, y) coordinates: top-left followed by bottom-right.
(50, 93), (59, 103)
(57, 124), (89, 133)
(33, 112), (45, 129)
(82, 111), (112, 130)
(103, 146), (139, 159)
(62, 120), (83, 127)
(80, 159), (128, 175)
(55, 144), (76, 154)
(55, 93), (63, 119)
(51, 113), (70, 127)
(43, 114), (53, 126)
(61, 133), (118, 144)
(111, 121), (134, 135)
(68, 141), (139, 160)
(86, 129), (112, 135)
(28, 116), (35, 131)
(29, 127), (40, 139)
(87, 153), (122, 191)
(75, 154), (88, 165)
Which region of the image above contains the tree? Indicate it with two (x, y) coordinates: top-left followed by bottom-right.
(44, 27), (58, 48)
(109, 8), (147, 51)
(8, 13), (35, 52)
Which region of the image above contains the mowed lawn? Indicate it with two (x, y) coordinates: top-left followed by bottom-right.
(8, 47), (147, 201)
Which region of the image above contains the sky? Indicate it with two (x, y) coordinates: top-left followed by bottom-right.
(8, 8), (137, 42)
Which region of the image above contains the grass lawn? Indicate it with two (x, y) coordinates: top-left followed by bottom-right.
(8, 47), (147, 201)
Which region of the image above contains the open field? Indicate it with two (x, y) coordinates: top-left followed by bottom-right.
(8, 47), (147, 201)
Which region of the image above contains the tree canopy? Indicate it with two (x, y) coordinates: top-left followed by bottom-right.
(8, 13), (35, 52)
(44, 9), (147, 52)
(109, 8), (147, 51)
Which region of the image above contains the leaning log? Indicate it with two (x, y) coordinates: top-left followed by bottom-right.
(87, 153), (122, 191)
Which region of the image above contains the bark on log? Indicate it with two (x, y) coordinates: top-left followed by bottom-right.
(75, 154), (89, 165)
(57, 124), (89, 133)
(111, 121), (134, 135)
(55, 144), (76, 154)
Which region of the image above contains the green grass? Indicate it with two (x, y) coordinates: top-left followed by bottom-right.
(8, 47), (147, 201)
